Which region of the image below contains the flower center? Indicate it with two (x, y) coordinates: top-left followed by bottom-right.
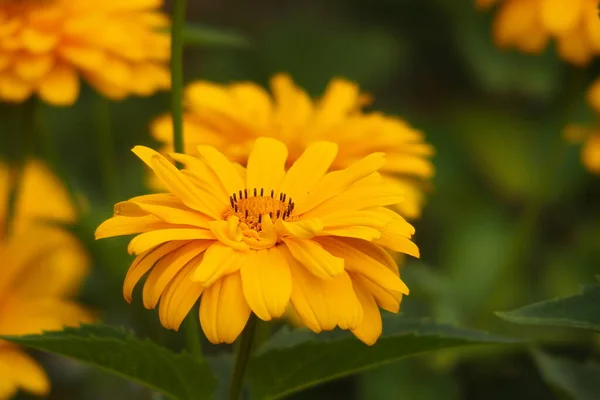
(223, 188), (295, 230)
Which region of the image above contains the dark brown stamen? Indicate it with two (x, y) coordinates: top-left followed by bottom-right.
(244, 189), (248, 199)
(239, 190), (243, 199)
(258, 214), (262, 223)
(260, 188), (264, 196)
(253, 188), (257, 197)
(282, 193), (286, 202)
(270, 189), (274, 198)
(245, 210), (248, 218)
(276, 210), (280, 218)
(233, 193), (237, 202)
(229, 197), (234, 207)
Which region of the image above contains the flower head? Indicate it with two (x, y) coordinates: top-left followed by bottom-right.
(0, 160), (92, 398)
(96, 138), (419, 345)
(0, 0), (170, 105)
(151, 74), (434, 219)
(478, 0), (600, 65)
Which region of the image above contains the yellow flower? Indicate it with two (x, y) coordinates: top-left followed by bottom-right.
(96, 138), (419, 345)
(150, 74), (434, 219)
(478, 0), (600, 65)
(0, 0), (170, 105)
(0, 160), (92, 398)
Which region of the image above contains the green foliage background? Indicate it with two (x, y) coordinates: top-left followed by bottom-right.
(2, 0), (600, 399)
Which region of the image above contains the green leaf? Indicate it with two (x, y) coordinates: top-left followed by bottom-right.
(1, 324), (217, 400)
(497, 284), (600, 332)
(248, 317), (518, 399)
(182, 24), (250, 48)
(533, 351), (600, 400)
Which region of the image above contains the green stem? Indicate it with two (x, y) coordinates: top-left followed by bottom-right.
(93, 95), (119, 202)
(170, 0), (186, 155)
(228, 315), (258, 400)
(183, 313), (202, 359)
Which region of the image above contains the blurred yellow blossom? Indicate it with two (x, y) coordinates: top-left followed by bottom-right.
(151, 74), (434, 219)
(477, 0), (600, 65)
(96, 138), (419, 345)
(0, 0), (170, 105)
(0, 159), (92, 398)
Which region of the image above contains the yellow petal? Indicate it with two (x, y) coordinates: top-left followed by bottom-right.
(60, 45), (106, 69)
(350, 279), (382, 345)
(0, 349), (49, 396)
(275, 218), (323, 239)
(540, 0), (582, 34)
(115, 200), (211, 228)
(200, 271), (251, 344)
(317, 237), (409, 293)
(0, 72), (33, 102)
(246, 137), (288, 192)
(123, 241), (187, 303)
(493, 0), (537, 48)
(270, 74), (313, 139)
(208, 219), (249, 251)
(14, 54), (54, 81)
(240, 247), (292, 320)
(314, 78), (361, 128)
(127, 229), (214, 255)
(341, 237), (399, 274)
(158, 257), (205, 330)
(286, 250), (362, 332)
(191, 242), (245, 286)
(195, 145), (245, 195)
(131, 146), (225, 218)
(21, 27), (58, 53)
(278, 142), (338, 204)
(353, 273), (402, 313)
(296, 152), (386, 214)
(320, 226), (381, 241)
(282, 237), (344, 279)
(304, 178), (405, 218)
(38, 64), (79, 106)
(169, 152), (229, 199)
(587, 78), (600, 113)
(557, 26), (594, 65)
(142, 241), (209, 309)
(95, 215), (170, 239)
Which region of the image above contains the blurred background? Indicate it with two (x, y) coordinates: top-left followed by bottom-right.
(2, 0), (600, 399)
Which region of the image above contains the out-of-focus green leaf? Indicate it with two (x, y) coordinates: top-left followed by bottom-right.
(1, 324), (217, 400)
(533, 351), (600, 400)
(497, 285), (600, 332)
(248, 317), (518, 399)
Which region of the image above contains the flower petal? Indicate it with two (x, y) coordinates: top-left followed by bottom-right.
(200, 271), (251, 344)
(37, 63), (79, 106)
(317, 237), (409, 294)
(282, 237), (344, 279)
(195, 145), (245, 195)
(95, 215), (171, 239)
(246, 137), (288, 192)
(350, 279), (382, 345)
(115, 200), (211, 228)
(132, 146), (224, 218)
(240, 247), (292, 320)
(278, 142), (338, 204)
(208, 219), (249, 251)
(191, 242), (245, 286)
(142, 241), (209, 309)
(158, 257), (205, 330)
(295, 152), (385, 214)
(275, 218), (323, 239)
(127, 229), (214, 255)
(286, 249), (362, 332)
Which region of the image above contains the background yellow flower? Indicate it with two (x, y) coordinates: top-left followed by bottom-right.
(478, 0), (600, 65)
(150, 74), (434, 219)
(0, 160), (92, 398)
(0, 0), (170, 105)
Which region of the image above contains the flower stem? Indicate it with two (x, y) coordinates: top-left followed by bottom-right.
(93, 95), (119, 202)
(228, 315), (258, 400)
(170, 0), (186, 155)
(183, 313), (202, 359)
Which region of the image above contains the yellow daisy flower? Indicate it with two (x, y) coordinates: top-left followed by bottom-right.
(0, 0), (170, 105)
(96, 138), (419, 345)
(477, 0), (600, 65)
(150, 74), (434, 219)
(0, 160), (92, 398)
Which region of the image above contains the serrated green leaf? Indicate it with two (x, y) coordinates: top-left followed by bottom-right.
(182, 24), (250, 48)
(497, 284), (600, 332)
(248, 317), (518, 399)
(1, 324), (217, 400)
(533, 351), (600, 400)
